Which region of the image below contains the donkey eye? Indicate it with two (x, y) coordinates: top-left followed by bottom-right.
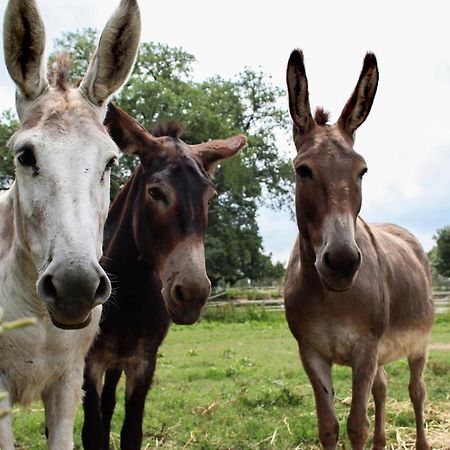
(148, 187), (167, 203)
(358, 168), (368, 179)
(17, 146), (37, 167)
(296, 164), (314, 180)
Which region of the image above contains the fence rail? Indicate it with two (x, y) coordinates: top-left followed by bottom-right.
(207, 291), (450, 313)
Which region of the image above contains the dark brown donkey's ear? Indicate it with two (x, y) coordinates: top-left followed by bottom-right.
(190, 135), (247, 174)
(104, 103), (159, 156)
(337, 53), (379, 138)
(286, 49), (314, 136)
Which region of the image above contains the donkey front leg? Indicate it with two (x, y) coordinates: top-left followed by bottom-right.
(100, 368), (123, 450)
(408, 352), (431, 450)
(43, 374), (83, 450)
(82, 363), (106, 450)
(299, 343), (339, 450)
(371, 366), (388, 450)
(0, 380), (14, 450)
(121, 359), (157, 450)
(347, 344), (378, 450)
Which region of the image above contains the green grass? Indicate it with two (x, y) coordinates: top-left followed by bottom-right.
(11, 311), (450, 449)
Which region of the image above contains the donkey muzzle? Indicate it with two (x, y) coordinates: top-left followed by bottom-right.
(37, 259), (111, 329)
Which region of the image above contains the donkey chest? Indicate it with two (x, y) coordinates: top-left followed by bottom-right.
(302, 320), (366, 365)
(0, 307), (100, 404)
(95, 293), (169, 361)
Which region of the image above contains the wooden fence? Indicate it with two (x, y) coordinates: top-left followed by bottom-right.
(434, 291), (450, 313)
(208, 291), (450, 313)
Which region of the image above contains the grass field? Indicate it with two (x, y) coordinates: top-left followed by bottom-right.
(11, 309), (450, 449)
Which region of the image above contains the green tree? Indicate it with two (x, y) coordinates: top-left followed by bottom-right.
(0, 29), (293, 284)
(0, 110), (18, 189)
(50, 27), (97, 82)
(431, 226), (450, 278)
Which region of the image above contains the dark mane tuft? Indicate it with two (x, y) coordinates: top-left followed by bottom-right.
(48, 53), (71, 91)
(152, 121), (185, 138)
(314, 107), (330, 126)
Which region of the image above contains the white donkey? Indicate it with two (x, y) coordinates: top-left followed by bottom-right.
(0, 0), (141, 448)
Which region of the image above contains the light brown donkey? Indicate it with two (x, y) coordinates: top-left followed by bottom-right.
(284, 50), (434, 450)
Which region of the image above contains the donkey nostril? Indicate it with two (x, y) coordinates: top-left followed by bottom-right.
(94, 275), (110, 303)
(323, 248), (360, 276)
(324, 252), (334, 270)
(174, 285), (185, 303)
(41, 275), (58, 302)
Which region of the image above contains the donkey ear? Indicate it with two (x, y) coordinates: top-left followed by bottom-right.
(79, 0), (141, 108)
(191, 135), (247, 174)
(3, 0), (48, 102)
(286, 50), (314, 135)
(338, 53), (379, 138)
(104, 103), (158, 157)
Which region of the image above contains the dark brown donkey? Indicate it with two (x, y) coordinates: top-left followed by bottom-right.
(284, 50), (434, 450)
(82, 103), (246, 450)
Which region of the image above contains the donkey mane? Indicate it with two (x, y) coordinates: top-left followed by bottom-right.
(152, 121), (185, 138)
(314, 107), (330, 126)
(47, 53), (71, 91)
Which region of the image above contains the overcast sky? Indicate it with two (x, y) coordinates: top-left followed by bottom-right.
(1, 0), (450, 263)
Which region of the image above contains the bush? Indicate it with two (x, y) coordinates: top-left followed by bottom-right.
(201, 304), (283, 323)
(224, 287), (282, 301)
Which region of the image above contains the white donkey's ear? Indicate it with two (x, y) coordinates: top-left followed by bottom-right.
(3, 0), (48, 103)
(79, 0), (141, 108)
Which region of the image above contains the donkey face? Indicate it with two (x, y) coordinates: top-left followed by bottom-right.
(105, 104), (246, 324)
(286, 50), (378, 291)
(3, 0), (141, 328)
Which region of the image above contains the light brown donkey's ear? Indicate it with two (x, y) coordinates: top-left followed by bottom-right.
(337, 53), (379, 138)
(104, 103), (159, 157)
(190, 135), (247, 174)
(286, 49), (314, 136)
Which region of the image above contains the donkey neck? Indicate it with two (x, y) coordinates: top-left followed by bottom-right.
(0, 187), (15, 263)
(0, 185), (47, 318)
(296, 221), (319, 270)
(103, 165), (155, 289)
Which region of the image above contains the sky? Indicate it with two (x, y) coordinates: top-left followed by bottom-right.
(1, 0), (450, 264)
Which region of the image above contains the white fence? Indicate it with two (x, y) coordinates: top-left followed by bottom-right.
(434, 291), (450, 313)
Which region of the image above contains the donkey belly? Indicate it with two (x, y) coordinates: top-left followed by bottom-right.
(377, 327), (431, 365)
(301, 315), (432, 368)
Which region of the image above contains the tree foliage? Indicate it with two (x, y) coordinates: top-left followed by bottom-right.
(430, 226), (450, 278)
(0, 29), (293, 284)
(0, 110), (18, 189)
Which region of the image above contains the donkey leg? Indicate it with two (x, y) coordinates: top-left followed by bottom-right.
(299, 343), (339, 450)
(347, 346), (378, 450)
(408, 352), (431, 450)
(82, 363), (106, 450)
(120, 360), (156, 450)
(43, 373), (83, 450)
(371, 366), (387, 450)
(0, 380), (14, 450)
(100, 368), (122, 450)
